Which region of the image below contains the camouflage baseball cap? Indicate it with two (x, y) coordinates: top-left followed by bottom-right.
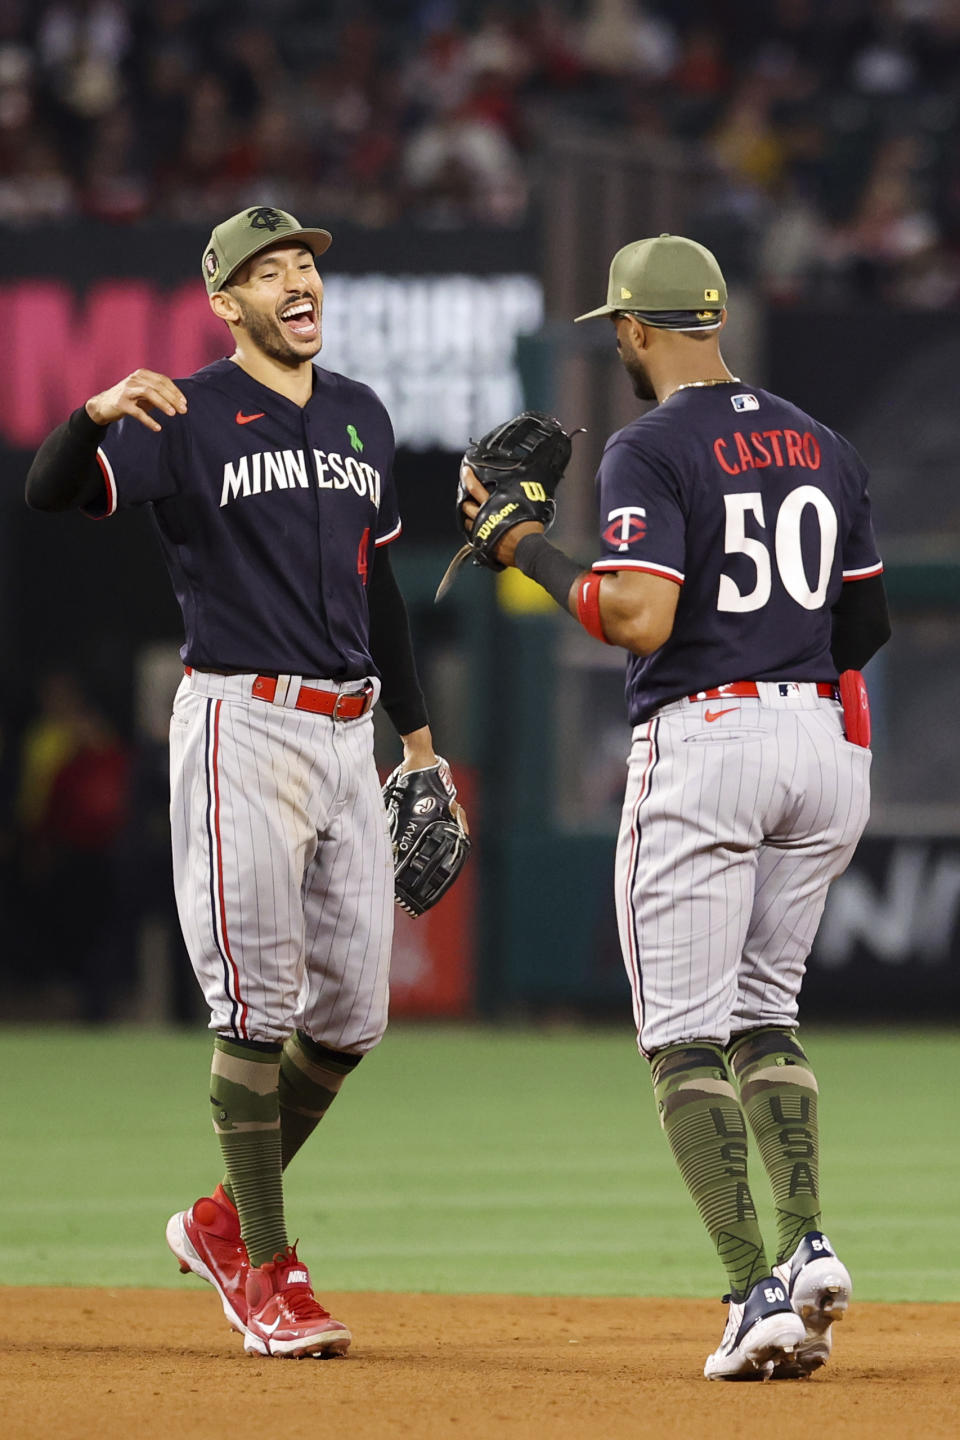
(201, 205), (333, 295)
(574, 234), (727, 324)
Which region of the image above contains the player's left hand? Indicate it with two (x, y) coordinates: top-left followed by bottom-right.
(459, 463), (545, 568)
(436, 410), (578, 601)
(399, 729), (469, 833)
(399, 726), (440, 773)
(382, 756), (471, 916)
(458, 463), (488, 518)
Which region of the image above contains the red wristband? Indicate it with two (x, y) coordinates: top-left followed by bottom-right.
(576, 572), (608, 643)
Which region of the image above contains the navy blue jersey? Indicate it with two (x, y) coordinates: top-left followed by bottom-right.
(89, 358), (401, 678)
(592, 383), (883, 724)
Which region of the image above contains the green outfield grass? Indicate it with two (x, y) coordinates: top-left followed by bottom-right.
(0, 1024), (955, 1301)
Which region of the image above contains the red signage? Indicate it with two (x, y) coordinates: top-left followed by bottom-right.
(386, 767), (477, 1018)
(3, 280), (227, 448)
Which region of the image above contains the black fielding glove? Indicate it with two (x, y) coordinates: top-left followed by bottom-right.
(381, 758), (471, 916)
(436, 410), (580, 600)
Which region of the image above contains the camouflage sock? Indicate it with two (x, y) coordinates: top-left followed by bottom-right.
(727, 1028), (821, 1264)
(279, 1031), (363, 1170)
(651, 1043), (770, 1301)
(211, 1036), (286, 1268)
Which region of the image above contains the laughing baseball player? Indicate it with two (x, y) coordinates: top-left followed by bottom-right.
(26, 206), (468, 1358)
(453, 235), (890, 1380)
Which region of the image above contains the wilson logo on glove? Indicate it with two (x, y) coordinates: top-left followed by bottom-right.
(435, 410), (582, 601)
(475, 502), (518, 542)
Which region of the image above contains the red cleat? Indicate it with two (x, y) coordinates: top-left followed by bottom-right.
(242, 1246), (351, 1358)
(166, 1184), (250, 1334)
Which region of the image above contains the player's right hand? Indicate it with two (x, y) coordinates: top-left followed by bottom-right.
(85, 370), (188, 432)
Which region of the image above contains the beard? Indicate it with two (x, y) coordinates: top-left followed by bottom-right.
(234, 294), (322, 367)
(621, 349), (656, 401)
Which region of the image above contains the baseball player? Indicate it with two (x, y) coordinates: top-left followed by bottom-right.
(459, 235), (890, 1379)
(25, 206), (461, 1358)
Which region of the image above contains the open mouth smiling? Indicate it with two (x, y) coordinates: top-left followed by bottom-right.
(280, 299), (318, 337)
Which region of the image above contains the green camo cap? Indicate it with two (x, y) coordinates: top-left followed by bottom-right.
(574, 234), (727, 322)
(202, 206), (333, 295)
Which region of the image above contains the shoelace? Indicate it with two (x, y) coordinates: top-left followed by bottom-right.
(280, 1284), (333, 1321)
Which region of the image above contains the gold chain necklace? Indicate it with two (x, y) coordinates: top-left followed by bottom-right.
(669, 377), (741, 396)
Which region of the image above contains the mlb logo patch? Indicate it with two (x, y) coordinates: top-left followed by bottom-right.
(731, 393), (759, 412)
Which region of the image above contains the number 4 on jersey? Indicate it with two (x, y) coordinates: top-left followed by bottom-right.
(719, 485), (838, 613)
(357, 527), (370, 586)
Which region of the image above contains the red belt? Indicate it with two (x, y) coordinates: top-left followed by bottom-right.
(185, 668), (374, 720)
(686, 681), (839, 703)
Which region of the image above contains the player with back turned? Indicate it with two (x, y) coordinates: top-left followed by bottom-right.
(452, 235), (890, 1379)
(25, 206), (467, 1359)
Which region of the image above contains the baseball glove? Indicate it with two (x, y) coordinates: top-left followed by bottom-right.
(435, 410), (579, 600)
(382, 757), (471, 917)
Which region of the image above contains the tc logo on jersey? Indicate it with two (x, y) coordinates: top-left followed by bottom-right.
(604, 506), (647, 552)
(731, 393), (760, 412)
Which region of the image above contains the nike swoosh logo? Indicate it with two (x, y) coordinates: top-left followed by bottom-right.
(704, 706), (739, 722)
(260, 1316), (282, 1336)
(236, 411), (265, 425)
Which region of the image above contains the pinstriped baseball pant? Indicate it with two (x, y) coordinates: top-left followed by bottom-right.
(615, 684), (871, 1057)
(169, 670), (394, 1049)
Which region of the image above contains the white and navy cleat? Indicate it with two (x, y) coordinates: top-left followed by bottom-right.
(704, 1275), (806, 1380)
(771, 1230), (852, 1378)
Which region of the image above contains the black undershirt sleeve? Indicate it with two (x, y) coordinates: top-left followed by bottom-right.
(367, 545), (429, 736)
(25, 406), (108, 512)
(513, 532), (584, 610)
(830, 573), (891, 672)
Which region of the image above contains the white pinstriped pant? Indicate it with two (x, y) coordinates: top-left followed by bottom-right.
(169, 670), (394, 1049)
(614, 683), (871, 1057)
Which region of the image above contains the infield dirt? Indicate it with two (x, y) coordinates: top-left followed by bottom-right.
(1, 1290), (955, 1440)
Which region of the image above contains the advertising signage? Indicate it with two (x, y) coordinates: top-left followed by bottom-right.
(0, 222), (543, 454)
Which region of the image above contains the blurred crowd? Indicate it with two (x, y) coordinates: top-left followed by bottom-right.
(0, 0), (959, 302)
(0, 669), (195, 1022)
